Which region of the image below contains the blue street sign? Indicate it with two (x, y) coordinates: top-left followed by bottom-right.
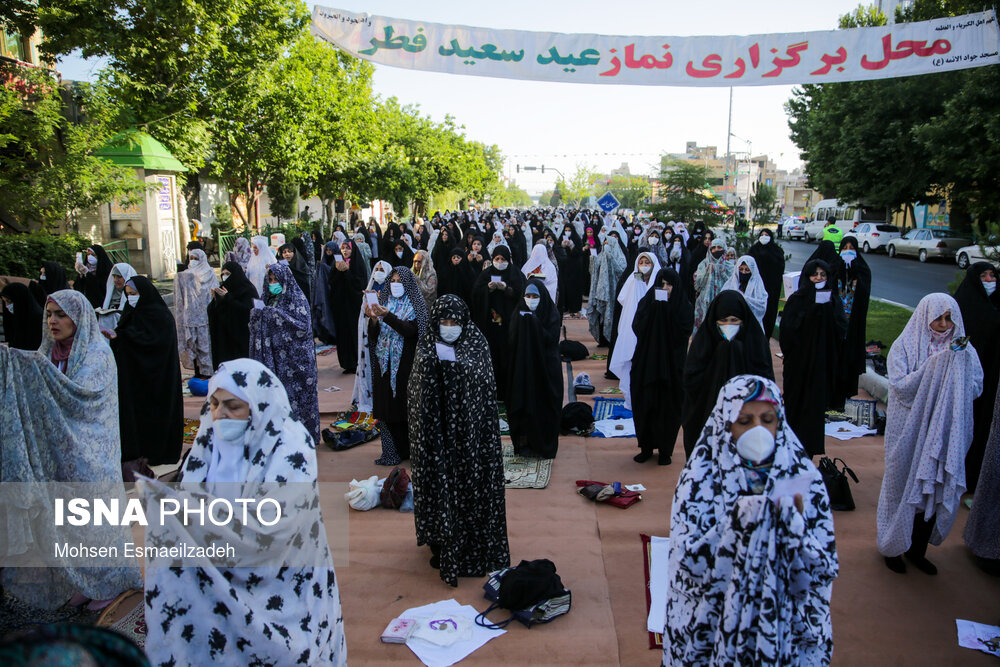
(597, 191), (621, 212)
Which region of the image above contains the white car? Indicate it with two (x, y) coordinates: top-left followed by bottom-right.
(955, 237), (999, 269)
(851, 223), (901, 253)
(801, 218), (827, 241)
(785, 220), (807, 241)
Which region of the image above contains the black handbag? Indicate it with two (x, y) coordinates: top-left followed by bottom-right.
(818, 457), (859, 511)
(475, 559), (571, 629)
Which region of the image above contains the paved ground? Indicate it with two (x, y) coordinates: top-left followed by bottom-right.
(170, 315), (1000, 666)
(780, 239), (960, 308)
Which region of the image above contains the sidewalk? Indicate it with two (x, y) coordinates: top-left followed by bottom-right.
(170, 317), (999, 665)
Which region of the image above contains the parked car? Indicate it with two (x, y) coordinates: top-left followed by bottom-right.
(803, 199), (889, 241)
(776, 216), (804, 239)
(955, 237), (999, 269)
(785, 220), (808, 241)
(887, 228), (972, 262)
(852, 223), (901, 253)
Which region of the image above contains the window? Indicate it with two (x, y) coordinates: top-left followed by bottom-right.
(857, 224), (869, 234)
(904, 230), (918, 240)
(3, 31), (26, 62)
(876, 225), (899, 232)
(917, 230), (932, 241)
(860, 206), (886, 222)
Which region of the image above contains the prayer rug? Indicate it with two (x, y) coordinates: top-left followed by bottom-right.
(502, 441), (552, 489)
(598, 386), (623, 395)
(640, 534), (665, 650)
(592, 397), (626, 421)
(588, 353), (608, 360)
(104, 595), (146, 649)
(182, 418), (200, 445)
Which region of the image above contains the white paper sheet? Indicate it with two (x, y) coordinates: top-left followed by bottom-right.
(365, 291), (379, 307)
(402, 599), (506, 667)
(436, 342), (457, 362)
(824, 421), (877, 441)
(815, 290), (832, 304)
(655, 289), (670, 302)
(646, 536), (670, 634)
(592, 418), (636, 437)
(769, 474), (814, 502)
(957, 619), (1000, 658)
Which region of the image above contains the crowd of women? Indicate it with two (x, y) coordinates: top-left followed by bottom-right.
(1, 206), (998, 666)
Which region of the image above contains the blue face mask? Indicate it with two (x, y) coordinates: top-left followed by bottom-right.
(268, 283), (283, 296)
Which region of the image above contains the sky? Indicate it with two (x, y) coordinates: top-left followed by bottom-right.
(56, 0), (871, 195)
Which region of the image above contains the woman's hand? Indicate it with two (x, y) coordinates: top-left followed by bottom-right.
(370, 303), (389, 318)
(213, 286), (228, 297)
(101, 329), (117, 340)
(335, 261), (348, 272)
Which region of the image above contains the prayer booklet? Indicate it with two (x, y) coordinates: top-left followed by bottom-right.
(815, 290), (832, 304)
(365, 292), (379, 307)
(591, 248), (598, 257)
(334, 254), (344, 263)
(435, 342), (456, 362)
(490, 275), (501, 283)
(768, 474), (814, 503)
(654, 289), (670, 302)
(381, 617), (417, 644)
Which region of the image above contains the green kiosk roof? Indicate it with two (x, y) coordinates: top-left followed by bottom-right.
(96, 130), (187, 172)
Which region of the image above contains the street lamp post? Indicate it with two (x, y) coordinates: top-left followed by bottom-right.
(729, 133), (752, 220)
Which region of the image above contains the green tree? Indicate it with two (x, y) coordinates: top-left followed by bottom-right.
(556, 164), (597, 207)
(34, 0), (309, 170)
(750, 182), (778, 226)
(208, 32), (370, 229)
(266, 171), (298, 222)
(605, 173), (651, 210)
(0, 63), (148, 230)
(651, 159), (722, 224)
(493, 182), (532, 207)
(785, 1), (993, 231)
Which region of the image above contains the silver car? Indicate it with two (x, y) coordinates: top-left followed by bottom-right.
(887, 228), (972, 262)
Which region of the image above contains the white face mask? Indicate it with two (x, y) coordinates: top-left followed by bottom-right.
(440, 324), (462, 343)
(215, 418), (250, 442)
(4, 303), (12, 314)
(648, 236), (659, 245)
(719, 323), (741, 340)
(638, 264), (652, 275)
(759, 235), (771, 245)
(735, 425), (776, 464)
(126, 294), (139, 307)
(390, 282), (405, 298)
(985, 280), (998, 296)
(493, 260), (508, 271)
(840, 250), (857, 265)
(396, 250), (404, 258)
(39, 274), (46, 281)
(87, 255), (97, 266)
(814, 280), (827, 289)
(373, 270), (387, 284)
(221, 272), (231, 281)
(524, 296), (540, 311)
(190, 259), (201, 267)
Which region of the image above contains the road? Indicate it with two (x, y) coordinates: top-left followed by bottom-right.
(779, 239), (962, 309)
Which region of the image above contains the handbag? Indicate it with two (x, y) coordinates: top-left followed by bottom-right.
(379, 467), (410, 509)
(818, 457), (859, 511)
(475, 559), (571, 629)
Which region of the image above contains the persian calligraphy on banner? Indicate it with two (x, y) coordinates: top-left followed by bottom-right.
(311, 7), (1000, 86)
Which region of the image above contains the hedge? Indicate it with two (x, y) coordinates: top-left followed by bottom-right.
(0, 232), (92, 279)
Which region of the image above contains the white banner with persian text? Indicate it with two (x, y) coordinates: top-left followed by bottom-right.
(311, 7), (1000, 87)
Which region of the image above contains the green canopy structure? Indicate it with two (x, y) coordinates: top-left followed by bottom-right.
(96, 129), (187, 172)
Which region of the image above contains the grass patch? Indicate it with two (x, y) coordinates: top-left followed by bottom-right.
(865, 300), (911, 356)
(774, 297), (911, 356)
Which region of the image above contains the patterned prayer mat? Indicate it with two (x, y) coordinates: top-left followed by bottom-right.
(592, 396), (626, 421)
(598, 386), (623, 395)
(588, 353), (608, 360)
(182, 418), (200, 445)
(502, 441), (552, 489)
(105, 595), (146, 649)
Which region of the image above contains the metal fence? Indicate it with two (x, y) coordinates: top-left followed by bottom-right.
(103, 240), (130, 265)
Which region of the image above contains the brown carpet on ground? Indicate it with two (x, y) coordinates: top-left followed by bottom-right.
(174, 316), (1000, 666)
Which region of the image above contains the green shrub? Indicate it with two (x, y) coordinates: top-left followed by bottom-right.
(0, 232), (92, 279)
